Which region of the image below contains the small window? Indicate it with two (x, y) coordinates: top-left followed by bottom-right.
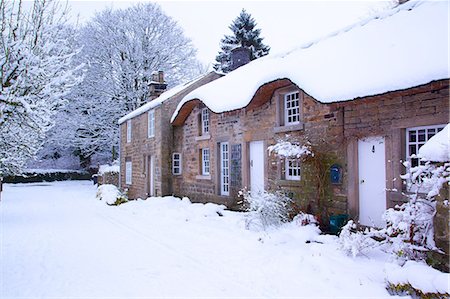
(126, 119), (132, 143)
(148, 109), (155, 138)
(406, 124), (445, 167)
(172, 153), (182, 175)
(285, 158), (301, 181)
(284, 91), (300, 125)
(201, 108), (209, 135)
(201, 148), (210, 175)
(125, 160), (132, 185)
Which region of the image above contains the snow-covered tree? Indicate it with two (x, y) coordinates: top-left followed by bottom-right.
(60, 3), (201, 162)
(0, 0), (82, 176)
(213, 9), (270, 73)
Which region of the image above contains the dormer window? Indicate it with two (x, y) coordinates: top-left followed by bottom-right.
(274, 87), (303, 133)
(284, 91), (300, 125)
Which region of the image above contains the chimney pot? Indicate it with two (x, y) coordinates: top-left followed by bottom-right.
(158, 70), (164, 84)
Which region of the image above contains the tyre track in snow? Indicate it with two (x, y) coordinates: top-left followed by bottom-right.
(95, 209), (277, 298)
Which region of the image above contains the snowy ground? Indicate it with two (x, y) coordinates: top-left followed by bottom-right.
(1, 181), (415, 298)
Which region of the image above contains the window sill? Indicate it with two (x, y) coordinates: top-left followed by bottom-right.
(278, 179), (301, 186)
(195, 134), (211, 141)
(273, 123), (304, 133)
(148, 135), (155, 139)
(195, 175), (211, 180)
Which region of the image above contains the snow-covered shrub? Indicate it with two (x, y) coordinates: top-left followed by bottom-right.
(386, 261), (450, 299)
(240, 189), (293, 231)
(96, 184), (128, 206)
(292, 212), (318, 226)
(379, 198), (437, 262)
(339, 220), (377, 257)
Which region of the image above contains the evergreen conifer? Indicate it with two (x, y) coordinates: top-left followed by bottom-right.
(214, 9), (270, 73)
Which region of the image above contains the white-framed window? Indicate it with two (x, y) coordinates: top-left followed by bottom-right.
(220, 142), (230, 196)
(284, 91), (300, 125)
(201, 108), (209, 135)
(406, 124), (445, 167)
(172, 153), (182, 175)
(201, 148), (210, 175)
(126, 119), (132, 143)
(148, 109), (155, 138)
(285, 158), (301, 181)
(125, 160), (132, 185)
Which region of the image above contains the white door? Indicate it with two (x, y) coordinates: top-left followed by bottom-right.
(220, 142), (230, 196)
(148, 155), (155, 197)
(249, 141), (264, 194)
(358, 136), (386, 227)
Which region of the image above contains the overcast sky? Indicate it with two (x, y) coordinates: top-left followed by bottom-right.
(67, 1), (390, 68)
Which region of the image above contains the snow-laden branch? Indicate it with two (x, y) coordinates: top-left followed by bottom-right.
(268, 141), (313, 158)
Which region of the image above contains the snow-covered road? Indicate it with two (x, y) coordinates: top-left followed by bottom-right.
(1, 181), (401, 298)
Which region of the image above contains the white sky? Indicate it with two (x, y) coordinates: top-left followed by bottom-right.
(66, 1), (391, 67)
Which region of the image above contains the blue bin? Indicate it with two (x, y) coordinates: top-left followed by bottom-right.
(329, 214), (348, 234)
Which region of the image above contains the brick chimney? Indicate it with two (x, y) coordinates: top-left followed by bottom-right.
(230, 46), (251, 71)
(149, 70), (167, 101)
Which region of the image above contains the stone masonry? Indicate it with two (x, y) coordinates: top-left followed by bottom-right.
(119, 72), (222, 200)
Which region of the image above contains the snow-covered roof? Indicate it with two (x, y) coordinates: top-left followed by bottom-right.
(118, 71), (220, 124)
(418, 124), (450, 163)
(171, 1), (448, 123)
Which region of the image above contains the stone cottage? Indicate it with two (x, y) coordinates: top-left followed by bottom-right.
(169, 1), (448, 225)
(118, 71), (222, 199)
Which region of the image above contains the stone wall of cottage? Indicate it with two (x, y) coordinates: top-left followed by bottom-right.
(338, 79), (449, 217)
(120, 108), (161, 199)
(119, 72), (222, 200)
(268, 93), (347, 218)
(173, 83), (348, 216)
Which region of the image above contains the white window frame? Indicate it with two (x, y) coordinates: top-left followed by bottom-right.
(148, 109), (155, 138)
(406, 124), (445, 167)
(172, 153), (182, 175)
(405, 124), (445, 192)
(126, 119), (132, 143)
(125, 160), (132, 185)
(220, 142), (230, 196)
(201, 148), (210, 175)
(284, 91), (300, 126)
(201, 108), (209, 135)
(285, 158), (301, 181)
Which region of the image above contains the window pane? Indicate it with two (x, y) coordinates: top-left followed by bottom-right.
(418, 130), (426, 142)
(408, 130), (416, 142)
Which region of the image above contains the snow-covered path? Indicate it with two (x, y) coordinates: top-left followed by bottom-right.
(1, 181), (400, 298)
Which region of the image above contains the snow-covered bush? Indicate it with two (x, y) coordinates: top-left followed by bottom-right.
(240, 189), (293, 231)
(293, 212), (318, 227)
(96, 184), (128, 206)
(339, 220), (378, 258)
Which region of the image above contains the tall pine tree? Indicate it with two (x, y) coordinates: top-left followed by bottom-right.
(214, 9), (270, 73)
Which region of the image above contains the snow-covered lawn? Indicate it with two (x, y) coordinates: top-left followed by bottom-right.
(0, 181), (420, 298)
